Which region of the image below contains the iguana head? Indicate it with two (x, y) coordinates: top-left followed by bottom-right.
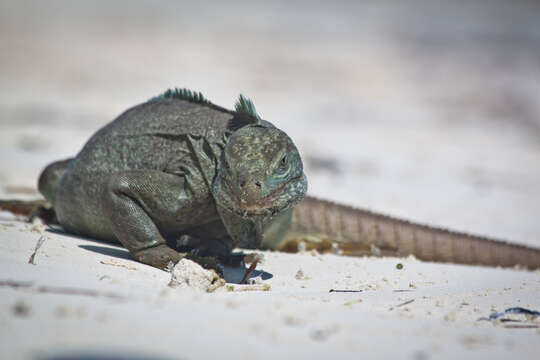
(151, 89), (306, 248)
(213, 123), (307, 218)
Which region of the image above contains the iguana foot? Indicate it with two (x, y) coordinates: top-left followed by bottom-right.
(177, 235), (231, 258)
(185, 254), (224, 276)
(133, 244), (184, 270)
(132, 244), (224, 275)
(217, 252), (247, 267)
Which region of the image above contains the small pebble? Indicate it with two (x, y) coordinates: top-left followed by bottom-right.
(12, 300), (30, 317)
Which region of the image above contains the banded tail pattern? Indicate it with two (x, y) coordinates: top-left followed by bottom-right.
(280, 196), (540, 269)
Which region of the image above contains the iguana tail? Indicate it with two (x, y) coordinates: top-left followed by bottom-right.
(0, 199), (48, 217)
(0, 199), (57, 224)
(0, 158), (72, 224)
(279, 196), (540, 269)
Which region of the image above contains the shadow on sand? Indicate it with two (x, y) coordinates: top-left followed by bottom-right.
(78, 244), (133, 260)
(46, 228), (273, 283)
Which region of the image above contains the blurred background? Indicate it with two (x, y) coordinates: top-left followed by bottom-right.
(1, 0), (539, 246)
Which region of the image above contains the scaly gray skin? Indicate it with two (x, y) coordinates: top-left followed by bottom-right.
(37, 89), (307, 269)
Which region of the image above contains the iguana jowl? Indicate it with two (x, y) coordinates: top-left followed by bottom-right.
(5, 88), (540, 270)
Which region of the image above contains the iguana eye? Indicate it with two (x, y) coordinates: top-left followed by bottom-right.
(279, 155), (288, 168)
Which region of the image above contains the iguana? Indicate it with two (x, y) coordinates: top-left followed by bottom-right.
(1, 88), (539, 270)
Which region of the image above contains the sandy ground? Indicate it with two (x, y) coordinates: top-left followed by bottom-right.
(1, 1), (540, 359)
(1, 221), (539, 360)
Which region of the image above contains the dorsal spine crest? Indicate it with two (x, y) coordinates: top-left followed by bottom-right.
(150, 88), (211, 104)
(234, 94), (262, 122)
(150, 89), (262, 127)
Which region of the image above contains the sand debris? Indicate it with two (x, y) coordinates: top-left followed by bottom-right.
(295, 269), (311, 280)
(99, 258), (138, 270)
(168, 258), (225, 292)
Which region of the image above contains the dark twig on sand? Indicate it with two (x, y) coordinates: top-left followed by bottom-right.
(28, 235), (46, 265)
(0, 280), (125, 300)
(389, 299), (415, 310)
(329, 289), (363, 293)
(503, 324), (538, 329)
(240, 256), (260, 284)
(396, 299), (415, 307)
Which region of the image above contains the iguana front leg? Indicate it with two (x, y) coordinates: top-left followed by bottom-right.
(101, 169), (219, 269)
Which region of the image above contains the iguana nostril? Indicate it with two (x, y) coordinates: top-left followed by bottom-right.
(240, 181), (246, 188)
(255, 181), (261, 188)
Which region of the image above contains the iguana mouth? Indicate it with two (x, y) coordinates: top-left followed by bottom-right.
(222, 175), (302, 218)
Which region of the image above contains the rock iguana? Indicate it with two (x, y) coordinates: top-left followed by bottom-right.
(2, 88), (539, 270)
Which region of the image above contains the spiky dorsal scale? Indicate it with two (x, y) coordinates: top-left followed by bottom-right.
(150, 87), (211, 104)
(149, 88), (263, 129)
(226, 94), (262, 130)
(234, 94), (261, 122)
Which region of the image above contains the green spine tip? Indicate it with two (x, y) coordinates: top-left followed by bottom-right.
(234, 94), (261, 121)
(150, 87), (210, 104)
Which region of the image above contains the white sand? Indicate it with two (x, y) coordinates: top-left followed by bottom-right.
(1, 221), (539, 359)
(1, 1), (540, 359)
